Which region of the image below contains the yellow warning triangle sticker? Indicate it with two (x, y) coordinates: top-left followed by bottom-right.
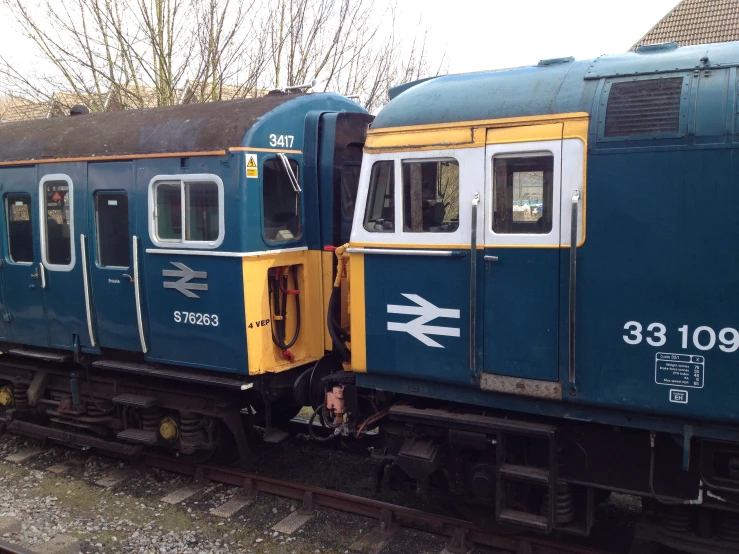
(247, 156), (257, 167)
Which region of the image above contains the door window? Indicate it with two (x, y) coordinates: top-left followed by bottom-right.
(95, 192), (130, 268)
(492, 154), (553, 234)
(263, 158), (302, 242)
(402, 159), (459, 233)
(363, 160), (395, 232)
(150, 174), (224, 248)
(40, 176), (74, 270)
(6, 195), (33, 263)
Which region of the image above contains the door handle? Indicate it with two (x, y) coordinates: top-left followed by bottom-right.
(469, 192), (479, 378)
(30, 268), (39, 279)
(121, 274), (134, 283)
(484, 255), (499, 262)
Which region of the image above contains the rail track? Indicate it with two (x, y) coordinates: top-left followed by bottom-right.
(0, 424), (616, 554)
(140, 451), (608, 554)
(0, 540), (38, 554)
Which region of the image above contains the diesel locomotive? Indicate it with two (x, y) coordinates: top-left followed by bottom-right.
(308, 41), (739, 553)
(2, 40), (739, 554)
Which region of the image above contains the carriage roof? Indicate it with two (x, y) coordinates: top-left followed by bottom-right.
(0, 92), (304, 163)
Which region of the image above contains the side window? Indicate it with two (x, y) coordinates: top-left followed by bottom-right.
(156, 184), (182, 240)
(151, 175), (223, 248)
(492, 155), (553, 234)
(263, 158), (302, 243)
(6, 194), (33, 263)
(95, 192), (130, 268)
(42, 178), (73, 268)
(186, 182), (219, 241)
(402, 159), (459, 233)
(363, 161), (395, 232)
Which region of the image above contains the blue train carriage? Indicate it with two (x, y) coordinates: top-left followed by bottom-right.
(322, 42), (739, 550)
(0, 91), (372, 460)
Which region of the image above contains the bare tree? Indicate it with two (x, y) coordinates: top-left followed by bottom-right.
(0, 0), (445, 118)
(0, 0), (271, 113)
(266, 0), (445, 112)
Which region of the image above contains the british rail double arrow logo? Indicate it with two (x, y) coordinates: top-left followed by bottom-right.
(163, 262), (208, 298)
(387, 294), (460, 348)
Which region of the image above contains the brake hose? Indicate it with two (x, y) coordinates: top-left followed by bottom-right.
(269, 266), (301, 361)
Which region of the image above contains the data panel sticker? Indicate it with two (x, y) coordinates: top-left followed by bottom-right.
(655, 352), (704, 389)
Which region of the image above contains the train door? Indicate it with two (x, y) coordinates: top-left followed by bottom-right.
(38, 169), (93, 349)
(1, 167), (48, 347)
(88, 162), (141, 352)
(481, 124), (584, 386)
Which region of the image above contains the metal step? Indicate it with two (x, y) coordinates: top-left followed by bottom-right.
(117, 428), (158, 445)
(498, 463), (550, 485)
(498, 509), (549, 531)
(7, 348), (71, 363)
(112, 394), (158, 409)
(92, 360), (254, 390)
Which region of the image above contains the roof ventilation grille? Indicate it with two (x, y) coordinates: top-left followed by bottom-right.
(604, 77), (683, 137)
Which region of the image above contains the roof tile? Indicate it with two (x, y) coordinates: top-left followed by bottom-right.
(634, 0), (739, 48)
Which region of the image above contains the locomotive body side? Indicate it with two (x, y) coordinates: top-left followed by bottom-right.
(323, 42), (739, 547)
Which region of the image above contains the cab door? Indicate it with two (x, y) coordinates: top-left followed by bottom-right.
(482, 124), (585, 386)
(352, 147), (483, 386)
(88, 162), (140, 351)
(1, 166), (48, 347)
(482, 129), (564, 382)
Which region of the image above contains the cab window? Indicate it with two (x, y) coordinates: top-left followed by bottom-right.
(364, 161), (395, 232)
(492, 154), (553, 234)
(402, 159), (459, 233)
(263, 158), (302, 243)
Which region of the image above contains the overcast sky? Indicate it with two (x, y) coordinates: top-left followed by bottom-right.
(0, 0), (680, 81)
(395, 0), (680, 73)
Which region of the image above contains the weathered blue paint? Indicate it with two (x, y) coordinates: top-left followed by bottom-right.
(36, 162), (90, 350)
(365, 252), (473, 385)
(0, 165), (48, 347)
(483, 248), (559, 381)
(87, 162), (141, 352)
(372, 43), (739, 131)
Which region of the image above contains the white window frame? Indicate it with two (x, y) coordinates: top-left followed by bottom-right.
(352, 149), (476, 246)
(39, 173), (75, 272)
(148, 174), (225, 249)
(484, 140), (562, 248)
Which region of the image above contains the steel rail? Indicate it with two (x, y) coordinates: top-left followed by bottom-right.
(0, 540), (39, 554)
(141, 452), (606, 554)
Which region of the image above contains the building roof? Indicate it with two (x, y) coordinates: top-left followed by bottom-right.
(633, 0), (739, 48)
